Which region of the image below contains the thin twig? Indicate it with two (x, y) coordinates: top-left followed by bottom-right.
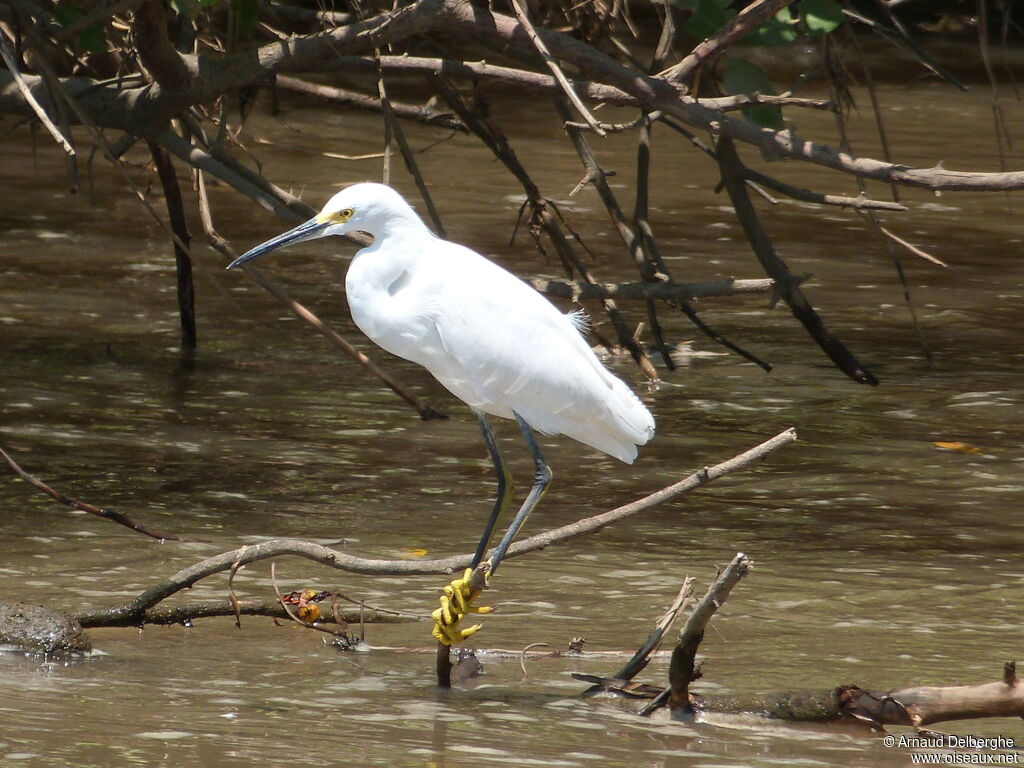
(528, 276), (775, 301)
(874, 224), (947, 267)
(228, 550), (246, 628)
(159, 129), (312, 222)
(714, 135), (878, 385)
(550, 93), (660, 378)
(0, 30), (75, 156)
(0, 443), (183, 541)
(583, 575), (694, 696)
(376, 68), (447, 237)
(270, 562), (348, 639)
(819, 37), (931, 361)
(520, 642), (548, 677)
(659, 0), (796, 84)
(976, 0), (1013, 214)
(843, 4), (968, 91)
(741, 167), (908, 212)
(194, 170), (447, 421)
(631, 116), (771, 371)
(509, 0), (605, 135)
(274, 74), (464, 131)
(843, 25), (899, 203)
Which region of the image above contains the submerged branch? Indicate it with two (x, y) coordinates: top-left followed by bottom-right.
(700, 664), (1024, 728)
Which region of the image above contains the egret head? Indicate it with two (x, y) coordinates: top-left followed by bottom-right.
(225, 182), (416, 270)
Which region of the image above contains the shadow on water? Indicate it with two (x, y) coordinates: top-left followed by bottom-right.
(1, 57), (1023, 766)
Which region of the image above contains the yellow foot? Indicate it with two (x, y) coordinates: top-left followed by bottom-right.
(431, 568), (493, 646)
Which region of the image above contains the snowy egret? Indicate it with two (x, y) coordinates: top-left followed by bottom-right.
(227, 183), (655, 644)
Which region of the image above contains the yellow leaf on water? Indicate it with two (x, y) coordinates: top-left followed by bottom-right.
(400, 547), (429, 558)
(933, 441), (982, 454)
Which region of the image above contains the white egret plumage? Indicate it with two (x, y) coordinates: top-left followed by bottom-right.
(227, 183), (654, 644)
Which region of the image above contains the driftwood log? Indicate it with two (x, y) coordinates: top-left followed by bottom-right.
(581, 554), (1024, 730)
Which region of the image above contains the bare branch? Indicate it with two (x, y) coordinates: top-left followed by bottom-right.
(4, 2), (1021, 191)
(0, 444), (183, 541)
(439, 0), (1024, 192)
(659, 0), (797, 84)
(274, 74), (464, 130)
(875, 224), (948, 267)
(509, 0), (605, 135)
(715, 135), (878, 385)
(0, 30), (75, 156)
(75, 598), (416, 628)
(528, 276), (775, 302)
(98, 428), (796, 622)
(669, 553), (752, 715)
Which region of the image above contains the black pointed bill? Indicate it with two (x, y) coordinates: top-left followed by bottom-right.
(225, 216), (329, 270)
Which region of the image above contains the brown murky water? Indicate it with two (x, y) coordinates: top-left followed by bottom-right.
(1, 46), (1023, 767)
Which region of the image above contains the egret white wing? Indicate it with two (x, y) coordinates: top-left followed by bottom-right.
(423, 244), (654, 462)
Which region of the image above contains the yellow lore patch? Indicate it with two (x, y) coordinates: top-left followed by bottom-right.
(317, 207), (354, 224)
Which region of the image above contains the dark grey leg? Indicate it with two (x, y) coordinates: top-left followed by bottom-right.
(470, 410), (515, 569)
(487, 412), (552, 575)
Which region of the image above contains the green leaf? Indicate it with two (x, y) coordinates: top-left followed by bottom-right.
(685, 0), (737, 40)
(800, 0), (843, 35)
(231, 0), (260, 33)
(170, 0), (197, 18)
(670, 0), (732, 10)
(77, 24), (107, 52)
(52, 3), (107, 53)
(722, 58), (783, 130)
(52, 3), (77, 27)
(742, 8), (798, 46)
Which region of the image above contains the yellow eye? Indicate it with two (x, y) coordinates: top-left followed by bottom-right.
(339, 208), (354, 219)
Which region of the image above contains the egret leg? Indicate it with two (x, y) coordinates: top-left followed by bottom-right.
(431, 412), (549, 646)
(431, 410), (513, 646)
(487, 412), (552, 576)
(470, 410), (515, 570)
